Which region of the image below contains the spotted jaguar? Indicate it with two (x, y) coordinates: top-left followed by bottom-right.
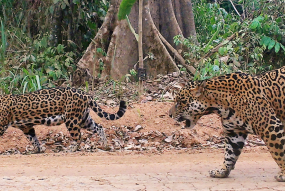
(170, 66), (285, 182)
(0, 87), (127, 153)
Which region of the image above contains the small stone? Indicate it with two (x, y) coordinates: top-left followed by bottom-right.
(139, 139), (148, 145)
(164, 135), (173, 143)
(173, 84), (183, 89)
(146, 96), (153, 101)
(130, 132), (140, 138)
(124, 143), (136, 150)
(172, 72), (179, 77)
(134, 125), (143, 132)
(162, 92), (174, 99)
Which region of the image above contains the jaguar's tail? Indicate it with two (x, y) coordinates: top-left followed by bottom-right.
(90, 100), (127, 120)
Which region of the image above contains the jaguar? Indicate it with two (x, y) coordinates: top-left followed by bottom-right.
(0, 87), (127, 153)
(169, 66), (285, 182)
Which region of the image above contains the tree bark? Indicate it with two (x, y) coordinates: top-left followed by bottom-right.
(50, 3), (63, 47)
(77, 0), (197, 80)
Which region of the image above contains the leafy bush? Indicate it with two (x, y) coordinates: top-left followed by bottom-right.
(0, 0), (109, 94)
(177, 0), (285, 80)
(0, 31), (77, 94)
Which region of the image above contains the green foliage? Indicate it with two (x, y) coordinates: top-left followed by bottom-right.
(177, 0), (285, 80)
(125, 69), (138, 82)
(129, 69), (137, 76)
(22, 38), (76, 81)
(0, 31), (76, 94)
(0, 20), (6, 62)
(193, 1), (237, 44)
(0, 68), (47, 94)
(194, 59), (235, 80)
(0, 0), (109, 94)
(118, 0), (137, 20)
(96, 48), (107, 78)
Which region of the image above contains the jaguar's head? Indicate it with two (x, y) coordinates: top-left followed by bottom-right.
(169, 81), (207, 128)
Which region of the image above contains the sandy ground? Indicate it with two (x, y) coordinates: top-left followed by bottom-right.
(0, 149), (284, 191)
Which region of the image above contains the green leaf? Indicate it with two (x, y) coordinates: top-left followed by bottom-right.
(61, 2), (66, 9)
(268, 39), (276, 50)
(57, 44), (65, 53)
(275, 42), (280, 53)
(41, 37), (48, 48)
(254, 15), (264, 22)
(23, 81), (28, 94)
(118, 0), (137, 20)
(280, 43), (285, 51)
(87, 21), (97, 30)
(250, 21), (259, 29)
(250, 16), (264, 30)
(1, 20), (6, 56)
(73, 0), (80, 4)
(218, 47), (227, 55)
(261, 36), (271, 46)
(63, 0), (70, 6)
(230, 22), (238, 31)
(36, 75), (42, 90)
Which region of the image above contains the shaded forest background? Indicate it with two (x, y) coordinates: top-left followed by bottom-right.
(0, 0), (285, 94)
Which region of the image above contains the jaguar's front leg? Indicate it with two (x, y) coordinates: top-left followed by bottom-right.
(209, 130), (248, 178)
(23, 127), (45, 153)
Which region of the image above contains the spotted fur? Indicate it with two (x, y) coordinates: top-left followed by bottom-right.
(0, 87), (127, 153)
(170, 66), (285, 182)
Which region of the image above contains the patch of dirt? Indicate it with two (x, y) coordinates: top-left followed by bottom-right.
(0, 101), (263, 154)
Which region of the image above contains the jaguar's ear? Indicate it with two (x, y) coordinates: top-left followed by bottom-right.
(191, 81), (205, 97)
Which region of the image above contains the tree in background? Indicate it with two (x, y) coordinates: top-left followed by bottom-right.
(77, 0), (197, 80)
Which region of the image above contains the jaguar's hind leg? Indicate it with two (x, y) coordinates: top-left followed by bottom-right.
(21, 126), (44, 153)
(209, 130), (247, 178)
(260, 126), (285, 182)
(65, 119), (82, 152)
(82, 113), (107, 145)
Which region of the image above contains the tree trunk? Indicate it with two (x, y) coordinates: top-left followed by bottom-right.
(50, 3), (63, 47)
(77, 0), (197, 80)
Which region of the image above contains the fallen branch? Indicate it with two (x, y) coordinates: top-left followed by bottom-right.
(195, 33), (237, 66)
(154, 27), (196, 75)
